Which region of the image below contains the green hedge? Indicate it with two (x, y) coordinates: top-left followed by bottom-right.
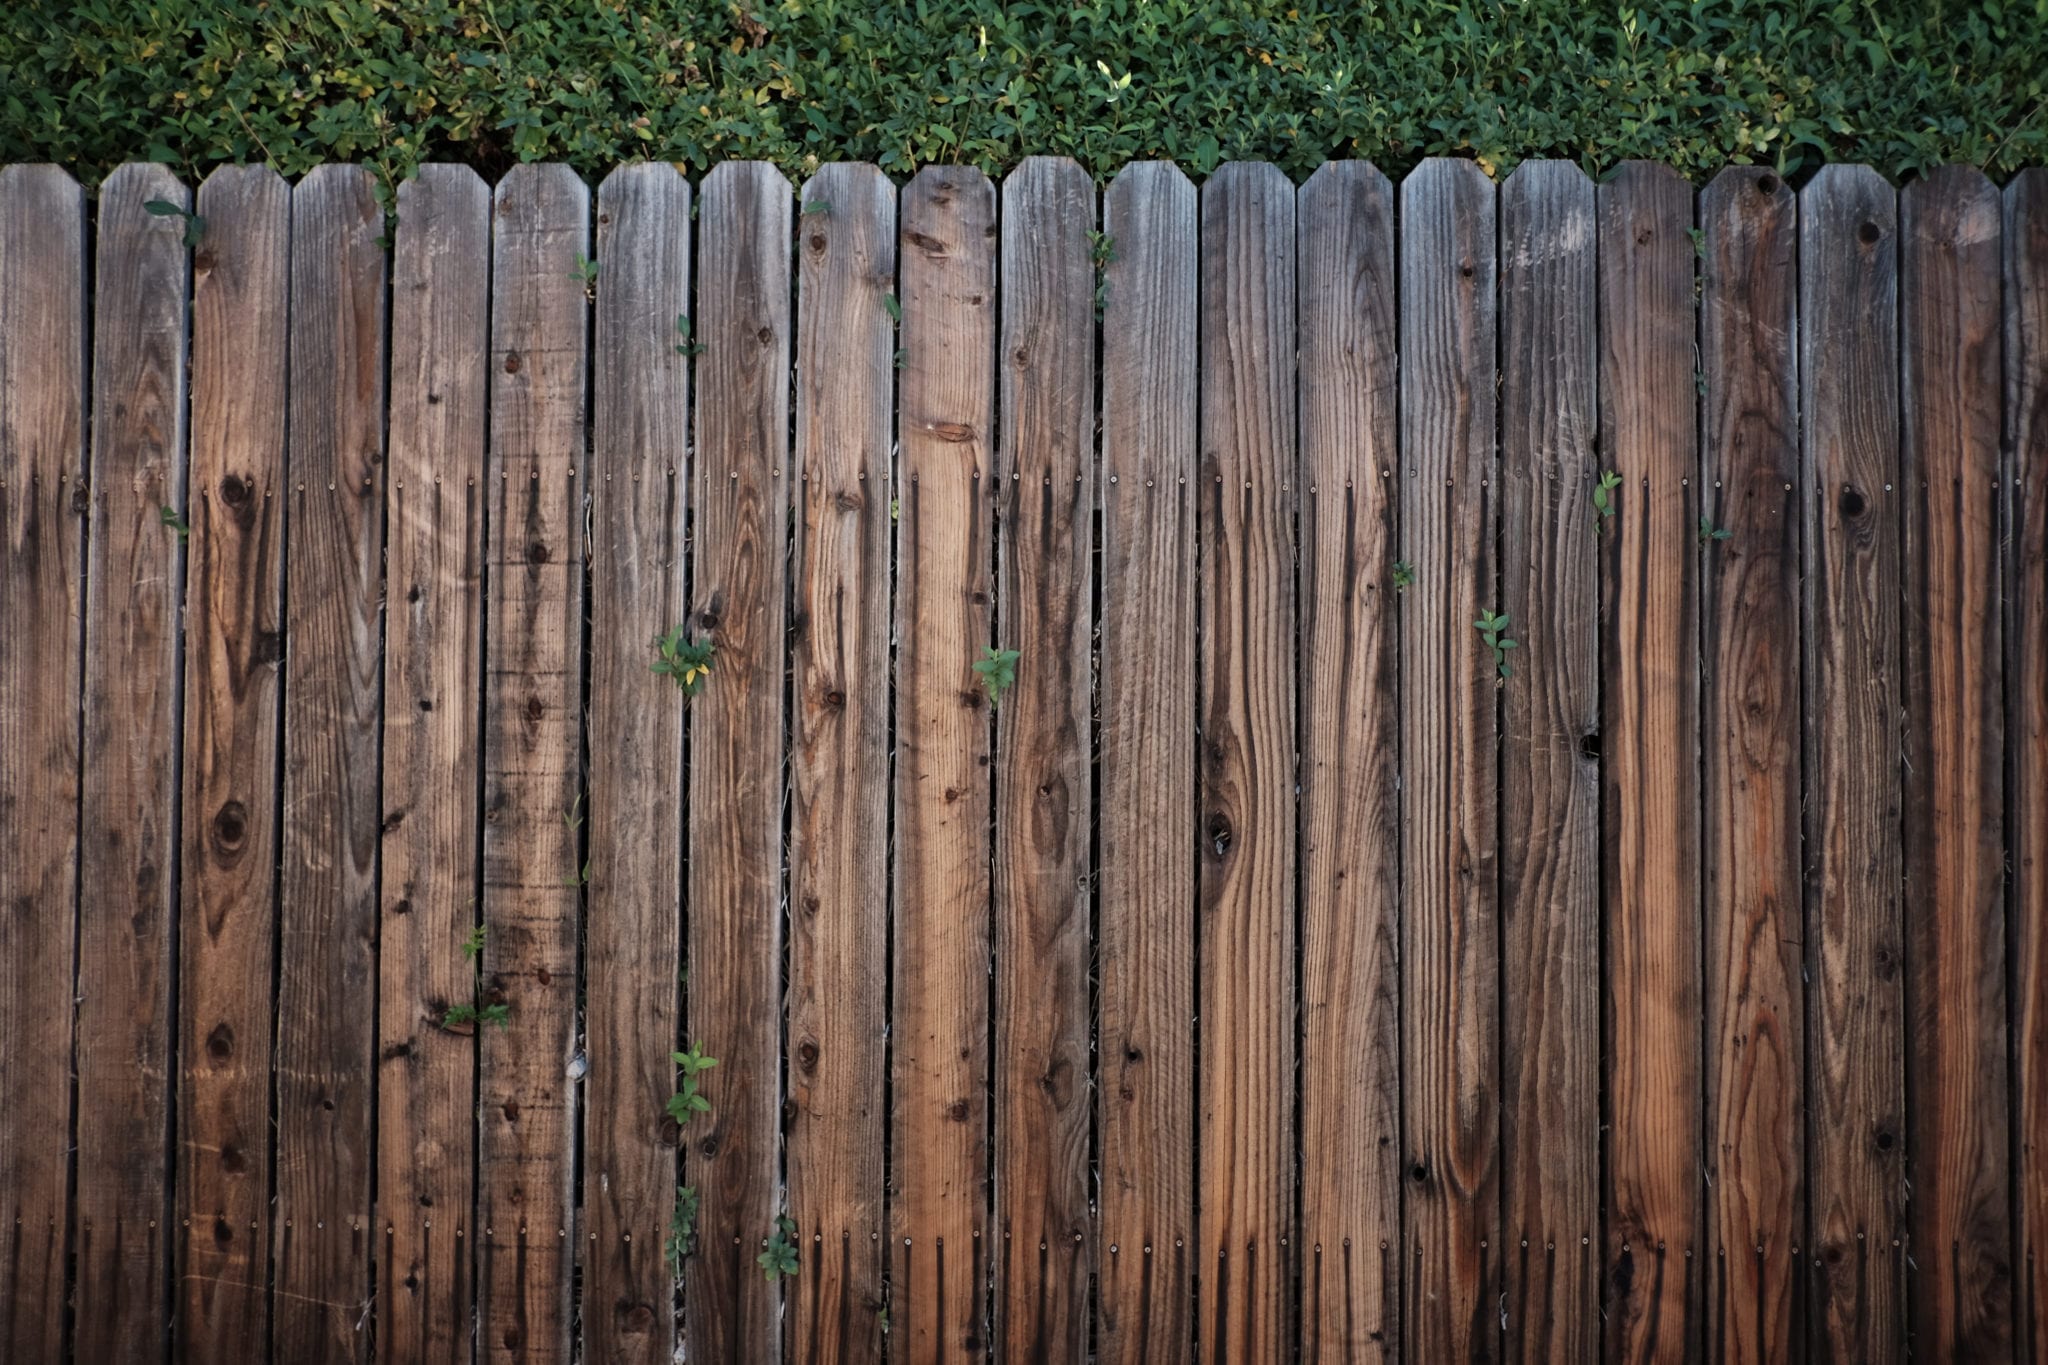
(3, 0), (2042, 197)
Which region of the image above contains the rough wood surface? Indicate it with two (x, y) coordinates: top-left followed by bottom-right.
(1096, 160), (1199, 1365)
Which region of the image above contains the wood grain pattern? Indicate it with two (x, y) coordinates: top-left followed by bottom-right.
(584, 162), (690, 1365)
(1096, 160), (1199, 1365)
(1698, 166), (1803, 1365)
(0, 162), (87, 1365)
(1497, 159), (1599, 1363)
(685, 159), (791, 1363)
(1595, 159), (1702, 1363)
(377, 163), (489, 1363)
(177, 164), (291, 1364)
(1295, 158), (1401, 1361)
(788, 161), (894, 1365)
(479, 161), (588, 1364)
(891, 164), (998, 1364)
(72, 161), (190, 1365)
(1900, 165), (2012, 1362)
(1397, 156), (1501, 1364)
(274, 163), (388, 1364)
(1799, 164), (1906, 1364)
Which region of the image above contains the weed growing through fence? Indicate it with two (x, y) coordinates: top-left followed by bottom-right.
(652, 625), (715, 697)
(562, 859), (591, 888)
(803, 198), (830, 216)
(1475, 610), (1517, 681)
(443, 921), (510, 1032)
(1593, 470), (1621, 531)
(1698, 515), (1732, 545)
(143, 198), (204, 247)
(667, 1041), (718, 1128)
(665, 1187), (701, 1276)
(1391, 558), (1415, 591)
(674, 313), (705, 357)
(1090, 230), (1116, 314)
(461, 923), (487, 962)
(158, 504), (188, 544)
(1686, 226), (1706, 257)
(973, 646), (1020, 706)
(758, 1214), (799, 1281)
(571, 252), (599, 296)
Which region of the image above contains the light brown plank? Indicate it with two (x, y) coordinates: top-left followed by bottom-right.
(993, 154), (1096, 1365)
(377, 163), (489, 1363)
(1799, 163), (1906, 1364)
(891, 163), (997, 1363)
(1900, 164), (2012, 1361)
(0, 162), (87, 1365)
(1397, 155), (1501, 1363)
(789, 161), (895, 1365)
(274, 162), (387, 1364)
(584, 162), (690, 1365)
(1497, 158), (1599, 1362)
(72, 161), (190, 1364)
(685, 159), (791, 1361)
(177, 163), (291, 1364)
(1096, 160), (1199, 1365)
(1295, 158), (1401, 1360)
(479, 161), (588, 1364)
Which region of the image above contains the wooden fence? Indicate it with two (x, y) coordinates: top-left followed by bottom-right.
(0, 154), (2042, 1363)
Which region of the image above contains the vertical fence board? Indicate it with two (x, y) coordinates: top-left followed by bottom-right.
(479, 161), (588, 1363)
(685, 159), (792, 1362)
(1097, 160), (1199, 1365)
(1800, 164), (1907, 1364)
(1596, 159), (1703, 1361)
(274, 163), (387, 1364)
(178, 164), (291, 1363)
(72, 161), (190, 1365)
(584, 162), (690, 1365)
(1398, 156), (1501, 1363)
(993, 154), (1096, 1365)
(1197, 160), (1297, 1364)
(891, 163), (998, 1364)
(0, 163), (87, 1365)
(1900, 165), (2012, 1361)
(1498, 159), (1600, 1361)
(377, 163), (489, 1363)
(789, 161), (895, 1365)
(1296, 159), (1401, 1359)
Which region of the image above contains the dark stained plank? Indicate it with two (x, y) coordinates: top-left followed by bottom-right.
(377, 163), (489, 1363)
(479, 161), (588, 1365)
(1496, 158), (1599, 1363)
(788, 161), (894, 1365)
(1295, 158), (1401, 1360)
(0, 163), (87, 1365)
(177, 164), (291, 1364)
(1595, 159), (1703, 1363)
(1096, 160), (1199, 1365)
(2008, 166), (2048, 1365)
(1397, 156), (1501, 1363)
(72, 161), (190, 1365)
(1698, 165), (1803, 1365)
(273, 163), (388, 1364)
(1799, 164), (1906, 1364)
(891, 164), (997, 1364)
(1197, 159), (1296, 1364)
(584, 162), (690, 1365)
(684, 159), (791, 1363)
(1900, 164), (2012, 1362)
(993, 154), (1096, 1365)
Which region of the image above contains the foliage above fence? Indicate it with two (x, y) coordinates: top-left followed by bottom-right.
(3, 0), (2044, 200)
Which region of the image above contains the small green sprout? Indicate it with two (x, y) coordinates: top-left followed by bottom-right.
(666, 1041), (719, 1128)
(144, 198), (205, 248)
(674, 313), (705, 357)
(1699, 515), (1732, 545)
(159, 504), (189, 544)
(972, 646), (1020, 706)
(1685, 225), (1706, 258)
(882, 291), (901, 323)
(666, 1187), (701, 1275)
(652, 625), (715, 696)
(1391, 558), (1415, 591)
(443, 1001), (511, 1032)
(461, 924), (487, 963)
(757, 1214), (799, 1281)
(1475, 610), (1518, 681)
(1593, 470), (1622, 530)
(572, 252), (599, 296)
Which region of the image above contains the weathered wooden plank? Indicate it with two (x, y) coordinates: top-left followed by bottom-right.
(1096, 160), (1198, 1365)
(1497, 158), (1599, 1363)
(479, 161), (588, 1364)
(274, 163), (388, 1364)
(0, 162), (87, 1365)
(685, 159), (791, 1362)
(177, 163), (291, 1364)
(377, 162), (489, 1363)
(1397, 156), (1500, 1363)
(1698, 165), (1803, 1365)
(788, 161), (894, 1365)
(1295, 158), (1401, 1360)
(584, 162), (690, 1365)
(1799, 164), (1906, 1364)
(72, 161), (190, 1364)
(1197, 159), (1296, 1364)
(1595, 159), (1702, 1363)
(993, 154), (1096, 1365)
(1900, 164), (2012, 1361)
(891, 164), (997, 1363)
(2007, 165), (2048, 1365)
